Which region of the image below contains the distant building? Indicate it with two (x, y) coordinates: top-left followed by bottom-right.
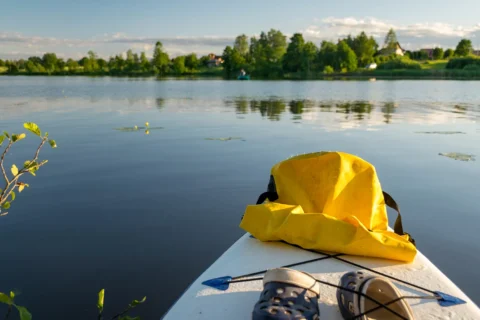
(379, 42), (405, 56)
(365, 62), (377, 70)
(473, 50), (480, 56)
(207, 53), (224, 68)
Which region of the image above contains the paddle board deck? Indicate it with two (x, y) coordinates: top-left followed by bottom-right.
(162, 233), (480, 319)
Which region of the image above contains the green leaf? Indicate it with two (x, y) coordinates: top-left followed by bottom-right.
(145, 122), (149, 127)
(49, 139), (57, 148)
(97, 289), (105, 311)
(0, 135), (5, 146)
(25, 161), (38, 176)
(129, 296), (146, 307)
(45, 132), (48, 137)
(23, 122), (41, 136)
(2, 202), (11, 210)
(11, 164), (18, 176)
(10, 291), (15, 299)
(0, 292), (12, 305)
(119, 316), (140, 320)
(10, 191), (15, 202)
(3, 131), (9, 138)
(18, 185), (24, 193)
(14, 305), (32, 320)
(12, 133), (26, 142)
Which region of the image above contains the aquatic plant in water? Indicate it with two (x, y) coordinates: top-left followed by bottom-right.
(114, 122), (162, 134)
(438, 153), (476, 161)
(205, 137), (245, 141)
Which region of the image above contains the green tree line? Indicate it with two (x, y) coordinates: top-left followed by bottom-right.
(0, 41), (217, 76)
(0, 30), (478, 77)
(221, 29), (478, 78)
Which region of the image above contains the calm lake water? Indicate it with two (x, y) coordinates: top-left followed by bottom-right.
(0, 77), (479, 319)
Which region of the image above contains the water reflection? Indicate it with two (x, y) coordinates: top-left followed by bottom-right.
(381, 102), (396, 124)
(232, 98), (393, 123)
(249, 99), (286, 121)
(1, 95), (478, 131)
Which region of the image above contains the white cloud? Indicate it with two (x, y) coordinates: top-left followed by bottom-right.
(302, 17), (480, 49)
(2, 17), (480, 59)
(0, 32), (233, 59)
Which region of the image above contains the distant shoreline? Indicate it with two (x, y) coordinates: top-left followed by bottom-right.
(2, 69), (480, 80)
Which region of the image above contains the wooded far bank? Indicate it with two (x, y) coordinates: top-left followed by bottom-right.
(2, 28), (480, 79)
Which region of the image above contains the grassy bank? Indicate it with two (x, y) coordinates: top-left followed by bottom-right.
(3, 65), (480, 80)
(284, 67), (480, 80)
(0, 66), (223, 78)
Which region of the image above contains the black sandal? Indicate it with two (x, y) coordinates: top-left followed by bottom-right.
(252, 268), (320, 319)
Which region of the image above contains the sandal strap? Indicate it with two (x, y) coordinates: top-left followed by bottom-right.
(263, 268), (320, 295)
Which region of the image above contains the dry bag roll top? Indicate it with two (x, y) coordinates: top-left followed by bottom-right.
(240, 152), (417, 262)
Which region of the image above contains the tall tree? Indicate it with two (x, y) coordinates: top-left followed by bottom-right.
(250, 29), (287, 77)
(66, 59), (78, 71)
(266, 29), (287, 62)
(97, 58), (107, 71)
(444, 48), (454, 59)
(28, 56), (42, 64)
(133, 53), (140, 70)
(222, 46), (246, 77)
(234, 34), (249, 56)
(84, 51), (99, 72)
(302, 41), (318, 73)
(199, 55), (209, 67)
(316, 41), (338, 70)
(432, 47), (444, 60)
(455, 39), (473, 57)
(336, 41), (358, 72)
(25, 60), (39, 73)
(184, 53), (199, 71)
(172, 56), (186, 74)
(42, 53), (58, 72)
(55, 58), (66, 71)
(126, 49), (135, 71)
(140, 52), (150, 71)
(282, 33), (305, 73)
(384, 29), (398, 49)
(351, 32), (378, 66)
(0, 59), (4, 67)
(152, 41), (170, 75)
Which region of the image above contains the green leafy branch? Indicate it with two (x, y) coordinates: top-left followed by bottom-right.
(0, 122), (57, 216)
(97, 289), (146, 320)
(0, 291), (31, 320)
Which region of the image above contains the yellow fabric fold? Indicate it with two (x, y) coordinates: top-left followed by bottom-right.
(239, 152), (417, 262)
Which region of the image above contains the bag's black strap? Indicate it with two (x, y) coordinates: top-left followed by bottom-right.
(382, 191), (415, 246)
(254, 189), (415, 246)
(256, 192), (278, 204)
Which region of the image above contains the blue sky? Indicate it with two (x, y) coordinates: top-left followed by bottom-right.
(2, 0), (480, 59)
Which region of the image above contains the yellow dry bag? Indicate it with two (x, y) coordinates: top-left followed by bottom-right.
(240, 152), (417, 262)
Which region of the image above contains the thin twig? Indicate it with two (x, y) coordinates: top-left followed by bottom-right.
(0, 137), (48, 204)
(32, 137), (48, 162)
(4, 305), (11, 320)
(0, 141), (13, 184)
(110, 306), (132, 320)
